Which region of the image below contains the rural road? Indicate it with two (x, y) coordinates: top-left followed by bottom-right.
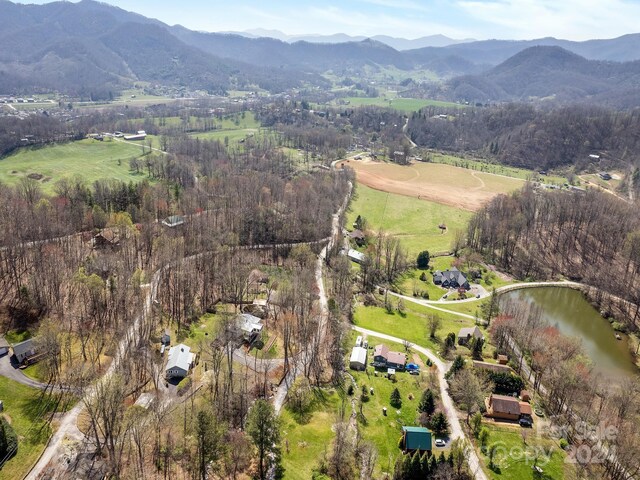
(352, 326), (489, 480)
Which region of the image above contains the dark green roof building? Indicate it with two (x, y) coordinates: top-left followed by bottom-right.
(401, 426), (432, 453)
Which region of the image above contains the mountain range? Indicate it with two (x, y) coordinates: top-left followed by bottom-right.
(1, 0), (640, 107)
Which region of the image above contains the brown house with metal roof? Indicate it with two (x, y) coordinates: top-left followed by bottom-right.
(485, 394), (533, 422)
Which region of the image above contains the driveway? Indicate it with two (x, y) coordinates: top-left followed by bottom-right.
(0, 353), (49, 390)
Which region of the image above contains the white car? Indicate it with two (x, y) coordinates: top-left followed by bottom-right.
(435, 439), (446, 447)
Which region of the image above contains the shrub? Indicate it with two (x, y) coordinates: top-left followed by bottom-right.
(347, 384), (354, 396)
(560, 438), (569, 450)
(176, 377), (192, 396)
(419, 272), (427, 281)
(417, 251), (430, 269)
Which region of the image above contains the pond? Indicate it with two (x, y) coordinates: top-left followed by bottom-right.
(500, 287), (637, 379)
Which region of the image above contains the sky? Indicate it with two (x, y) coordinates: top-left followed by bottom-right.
(13, 0), (640, 41)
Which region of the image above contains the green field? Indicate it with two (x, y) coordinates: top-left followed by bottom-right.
(348, 184), (472, 257)
(427, 154), (567, 184)
(280, 389), (342, 480)
(335, 96), (462, 113)
(0, 377), (57, 480)
(478, 422), (573, 480)
(0, 138), (154, 193)
(352, 300), (480, 356)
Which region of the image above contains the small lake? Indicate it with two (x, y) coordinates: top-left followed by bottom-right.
(500, 287), (638, 380)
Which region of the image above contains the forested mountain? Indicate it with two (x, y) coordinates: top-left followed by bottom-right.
(431, 46), (640, 106)
(1, 0), (640, 102)
(0, 0), (324, 97)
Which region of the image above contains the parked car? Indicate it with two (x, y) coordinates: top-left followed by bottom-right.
(435, 439), (446, 447)
(409, 369), (420, 375)
(519, 417), (533, 428)
(406, 363), (419, 371)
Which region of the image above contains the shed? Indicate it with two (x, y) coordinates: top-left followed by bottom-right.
(165, 344), (194, 379)
(520, 390), (531, 402)
(349, 229), (366, 246)
(349, 347), (367, 371)
(473, 360), (513, 374)
(401, 426), (432, 453)
(12, 338), (37, 364)
(346, 249), (366, 264)
(497, 354), (508, 365)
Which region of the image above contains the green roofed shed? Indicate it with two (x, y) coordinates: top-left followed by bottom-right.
(401, 426), (432, 453)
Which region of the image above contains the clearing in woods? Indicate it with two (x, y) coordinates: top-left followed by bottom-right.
(339, 159), (524, 211)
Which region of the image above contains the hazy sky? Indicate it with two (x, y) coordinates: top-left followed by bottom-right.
(13, 0), (640, 40)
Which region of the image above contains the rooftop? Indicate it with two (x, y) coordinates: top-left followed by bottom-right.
(166, 344), (193, 372)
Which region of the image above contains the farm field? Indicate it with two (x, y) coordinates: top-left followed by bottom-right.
(427, 153), (567, 184)
(348, 184), (472, 257)
(0, 138), (155, 193)
(340, 159), (524, 211)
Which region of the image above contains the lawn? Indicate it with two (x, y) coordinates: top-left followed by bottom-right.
(347, 332), (441, 477)
(280, 389), (342, 480)
(348, 184), (472, 257)
(0, 377), (58, 480)
(0, 138), (155, 193)
(352, 301), (479, 355)
(477, 422), (574, 480)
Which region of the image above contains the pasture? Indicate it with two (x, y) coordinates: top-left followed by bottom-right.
(339, 159), (524, 211)
(0, 138), (154, 193)
(334, 96), (462, 113)
(348, 184), (471, 257)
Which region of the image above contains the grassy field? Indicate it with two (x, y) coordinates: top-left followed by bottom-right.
(0, 138), (155, 193)
(348, 184), (472, 257)
(352, 300), (480, 355)
(280, 389), (342, 480)
(0, 377), (57, 480)
(334, 96), (462, 113)
(427, 153), (567, 184)
(478, 422), (574, 480)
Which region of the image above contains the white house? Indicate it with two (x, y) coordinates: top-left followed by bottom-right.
(349, 346), (368, 371)
(165, 344), (195, 379)
(162, 215), (185, 228)
(238, 313), (263, 342)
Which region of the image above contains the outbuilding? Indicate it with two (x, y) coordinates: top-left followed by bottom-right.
(349, 346), (367, 371)
(165, 344), (195, 379)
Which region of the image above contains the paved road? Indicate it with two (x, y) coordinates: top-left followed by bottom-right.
(352, 326), (488, 480)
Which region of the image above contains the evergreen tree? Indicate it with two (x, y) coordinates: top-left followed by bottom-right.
(247, 400), (281, 480)
(418, 388), (435, 416)
(438, 451), (446, 464)
(390, 388), (402, 408)
(420, 451), (431, 477)
(429, 454), (438, 473)
(408, 451), (422, 479)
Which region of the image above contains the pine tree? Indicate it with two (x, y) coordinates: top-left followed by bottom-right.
(390, 387), (402, 408)
(408, 451), (422, 479)
(420, 452), (431, 477)
(429, 454), (438, 473)
(418, 388), (435, 416)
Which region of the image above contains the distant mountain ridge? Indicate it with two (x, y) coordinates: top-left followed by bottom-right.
(1, 0), (640, 105)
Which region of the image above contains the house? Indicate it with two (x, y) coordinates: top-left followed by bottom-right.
(433, 267), (470, 290)
(162, 215), (185, 228)
(346, 249), (366, 264)
(237, 313), (263, 343)
(485, 394), (533, 423)
(473, 360), (513, 374)
(165, 344), (195, 379)
(349, 229), (366, 246)
(458, 326), (483, 346)
(12, 339), (37, 364)
(400, 426), (432, 454)
(373, 344), (406, 370)
(92, 229), (120, 249)
(0, 336), (9, 356)
(349, 346), (367, 371)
